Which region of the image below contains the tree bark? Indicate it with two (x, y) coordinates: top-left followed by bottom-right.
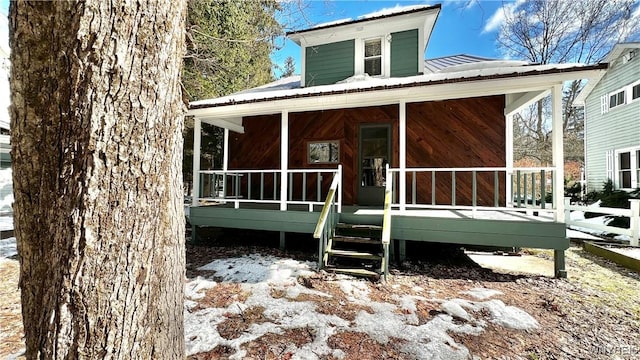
(9, 1), (186, 358)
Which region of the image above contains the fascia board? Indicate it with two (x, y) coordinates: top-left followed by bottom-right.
(189, 68), (605, 120)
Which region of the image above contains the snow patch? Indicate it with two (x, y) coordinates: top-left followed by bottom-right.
(462, 287), (504, 300)
(184, 276), (217, 300)
(185, 254), (540, 359)
(197, 253), (315, 284)
(0, 236), (16, 258)
(479, 299), (539, 330)
(441, 300), (472, 321)
(338, 279), (371, 302)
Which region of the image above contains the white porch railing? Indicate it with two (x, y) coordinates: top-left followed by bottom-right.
(194, 166), (342, 212)
(565, 198), (640, 247)
(386, 167), (557, 213)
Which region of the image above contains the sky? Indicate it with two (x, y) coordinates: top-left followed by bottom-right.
(271, 0), (516, 76)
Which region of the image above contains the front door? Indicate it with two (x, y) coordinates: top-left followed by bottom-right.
(358, 124), (391, 206)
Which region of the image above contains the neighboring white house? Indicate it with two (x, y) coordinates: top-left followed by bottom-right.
(0, 44), (11, 214)
(576, 42), (640, 192)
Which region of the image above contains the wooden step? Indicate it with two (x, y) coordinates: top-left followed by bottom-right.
(325, 266), (380, 278)
(336, 223), (383, 231)
(333, 235), (381, 245)
(327, 249), (382, 260)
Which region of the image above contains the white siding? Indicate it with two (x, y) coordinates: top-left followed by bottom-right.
(585, 50), (640, 191)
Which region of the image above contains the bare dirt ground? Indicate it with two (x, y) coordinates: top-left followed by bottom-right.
(2, 235), (639, 359)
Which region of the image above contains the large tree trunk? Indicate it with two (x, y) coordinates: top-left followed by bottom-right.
(9, 1), (186, 358)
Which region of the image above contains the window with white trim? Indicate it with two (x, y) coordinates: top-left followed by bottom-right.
(615, 147), (640, 189)
(609, 89), (626, 109)
(602, 80), (640, 113)
(363, 38), (382, 76)
(632, 82), (640, 102)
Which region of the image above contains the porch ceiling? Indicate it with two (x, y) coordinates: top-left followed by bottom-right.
(200, 116), (244, 133)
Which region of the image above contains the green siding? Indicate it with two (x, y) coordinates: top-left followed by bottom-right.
(305, 40), (354, 86)
(390, 29), (419, 77)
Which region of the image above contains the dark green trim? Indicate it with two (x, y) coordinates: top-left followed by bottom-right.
(390, 29), (419, 77)
(190, 206), (318, 233)
(188, 206), (568, 250)
(390, 216), (568, 250)
(305, 40), (355, 86)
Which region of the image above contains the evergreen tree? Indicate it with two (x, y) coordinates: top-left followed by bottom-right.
(281, 56), (296, 78)
(183, 0), (281, 100)
(182, 0), (282, 193)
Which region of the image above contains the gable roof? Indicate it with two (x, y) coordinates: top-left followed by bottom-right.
(286, 4), (442, 37)
(574, 42), (640, 106)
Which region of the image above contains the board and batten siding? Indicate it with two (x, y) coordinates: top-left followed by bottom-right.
(585, 52), (640, 191)
(390, 29), (419, 77)
(305, 40), (355, 87)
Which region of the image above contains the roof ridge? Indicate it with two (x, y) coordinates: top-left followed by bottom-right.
(286, 3), (441, 36)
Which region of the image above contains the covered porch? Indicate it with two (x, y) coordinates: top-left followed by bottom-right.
(187, 63), (607, 278)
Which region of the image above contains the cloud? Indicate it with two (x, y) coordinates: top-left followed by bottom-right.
(482, 0), (525, 34)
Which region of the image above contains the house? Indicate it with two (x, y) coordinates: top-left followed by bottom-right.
(0, 46), (12, 217)
(575, 42), (640, 192)
(187, 4), (607, 278)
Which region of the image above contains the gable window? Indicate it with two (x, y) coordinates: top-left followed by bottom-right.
(609, 90), (625, 109)
(364, 38), (382, 76)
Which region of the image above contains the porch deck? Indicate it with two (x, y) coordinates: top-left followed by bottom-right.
(189, 203), (568, 251)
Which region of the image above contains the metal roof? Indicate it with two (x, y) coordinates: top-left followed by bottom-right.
(424, 54), (500, 73)
(285, 4), (442, 37)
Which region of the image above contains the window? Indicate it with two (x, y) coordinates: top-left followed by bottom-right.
(619, 151), (632, 188)
(615, 147), (640, 189)
(632, 83), (640, 101)
(364, 38), (382, 76)
(609, 90), (625, 109)
(308, 141), (339, 164)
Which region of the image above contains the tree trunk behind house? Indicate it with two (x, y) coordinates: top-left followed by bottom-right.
(9, 1), (186, 358)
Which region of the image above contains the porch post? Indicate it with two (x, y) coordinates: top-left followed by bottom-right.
(551, 84), (565, 222)
(280, 110), (289, 211)
(222, 128), (229, 198)
(223, 128), (229, 171)
(399, 100), (407, 211)
(505, 114), (514, 207)
(192, 118), (202, 206)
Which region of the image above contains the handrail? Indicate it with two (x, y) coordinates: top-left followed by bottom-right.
(381, 164), (393, 280)
(195, 167), (340, 211)
(313, 169), (341, 269)
(313, 174), (340, 238)
(386, 166), (556, 213)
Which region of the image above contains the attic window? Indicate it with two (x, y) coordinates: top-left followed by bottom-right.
(364, 38), (382, 76)
(623, 50), (637, 64)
